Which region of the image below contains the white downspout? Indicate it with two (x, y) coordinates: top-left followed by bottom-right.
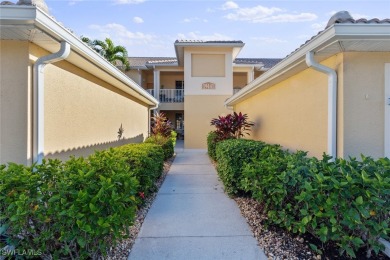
(33, 41), (71, 164)
(305, 51), (337, 161)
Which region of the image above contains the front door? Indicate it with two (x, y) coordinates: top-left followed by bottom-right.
(385, 64), (390, 157)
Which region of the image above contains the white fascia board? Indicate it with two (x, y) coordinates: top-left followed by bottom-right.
(174, 42), (245, 66)
(226, 23), (390, 106)
(225, 26), (338, 106)
(0, 6), (158, 107)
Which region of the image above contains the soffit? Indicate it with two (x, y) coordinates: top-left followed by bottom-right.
(0, 6), (158, 106)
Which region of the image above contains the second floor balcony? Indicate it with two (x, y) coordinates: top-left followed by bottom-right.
(147, 89), (184, 103)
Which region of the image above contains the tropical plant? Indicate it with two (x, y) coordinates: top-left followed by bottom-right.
(151, 112), (173, 137)
(210, 112), (254, 140)
(81, 36), (130, 70)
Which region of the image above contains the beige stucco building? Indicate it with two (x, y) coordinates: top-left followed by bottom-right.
(126, 42), (281, 149)
(0, 4), (158, 165)
(226, 12), (390, 159)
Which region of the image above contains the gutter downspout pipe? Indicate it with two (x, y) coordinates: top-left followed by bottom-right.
(33, 41), (71, 164)
(305, 51), (337, 161)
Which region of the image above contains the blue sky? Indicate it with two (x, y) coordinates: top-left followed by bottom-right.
(46, 0), (390, 58)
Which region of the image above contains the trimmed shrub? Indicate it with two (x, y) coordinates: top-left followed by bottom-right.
(240, 145), (390, 258)
(215, 139), (265, 195)
(115, 143), (164, 195)
(145, 135), (174, 160)
(207, 131), (219, 161)
(0, 142), (165, 259)
(0, 149), (139, 259)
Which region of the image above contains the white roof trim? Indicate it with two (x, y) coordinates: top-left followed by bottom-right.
(225, 23), (390, 106)
(0, 5), (158, 107)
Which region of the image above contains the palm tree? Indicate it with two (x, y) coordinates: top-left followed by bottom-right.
(81, 36), (130, 71)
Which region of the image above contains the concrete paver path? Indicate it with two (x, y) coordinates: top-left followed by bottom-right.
(128, 147), (267, 260)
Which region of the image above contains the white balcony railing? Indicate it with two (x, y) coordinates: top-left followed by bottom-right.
(147, 89), (154, 96)
(147, 89), (184, 103)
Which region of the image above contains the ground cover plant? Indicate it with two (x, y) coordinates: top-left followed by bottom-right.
(209, 137), (390, 258)
(0, 143), (165, 259)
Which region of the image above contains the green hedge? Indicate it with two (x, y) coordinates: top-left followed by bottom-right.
(114, 143), (164, 196)
(145, 135), (174, 160)
(215, 139), (265, 196)
(214, 139), (390, 258)
(207, 131), (219, 161)
(0, 143), (165, 259)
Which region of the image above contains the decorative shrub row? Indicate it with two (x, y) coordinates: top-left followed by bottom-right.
(145, 134), (174, 160)
(211, 139), (390, 258)
(207, 131), (219, 161)
(0, 143), (164, 259)
(114, 143), (164, 196)
(214, 139), (265, 195)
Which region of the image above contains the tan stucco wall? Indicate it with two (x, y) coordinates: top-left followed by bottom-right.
(159, 103), (184, 111)
(342, 52), (390, 158)
(234, 55), (343, 158)
(126, 70), (141, 86)
(160, 72), (184, 89)
(29, 44), (149, 161)
(0, 40), (30, 165)
(185, 95), (231, 149)
(191, 54), (225, 77)
(184, 48), (233, 96)
(233, 72), (247, 88)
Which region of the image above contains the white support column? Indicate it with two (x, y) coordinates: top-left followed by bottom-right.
(153, 68), (160, 113)
(138, 69), (142, 87)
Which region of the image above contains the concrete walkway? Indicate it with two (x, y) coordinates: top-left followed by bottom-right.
(128, 144), (266, 260)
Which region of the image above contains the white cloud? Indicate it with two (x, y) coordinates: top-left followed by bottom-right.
(68, 0), (82, 6)
(88, 23), (155, 46)
(311, 21), (327, 30)
(177, 32), (232, 41)
(222, 1), (238, 10)
(251, 37), (287, 43)
(133, 17), (144, 24)
(181, 17), (208, 23)
(223, 3), (317, 23)
(113, 0), (146, 4)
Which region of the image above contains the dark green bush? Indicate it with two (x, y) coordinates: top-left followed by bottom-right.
(241, 145), (390, 258)
(0, 149), (139, 259)
(0, 143), (165, 259)
(115, 143), (164, 195)
(215, 139), (265, 195)
(145, 135), (174, 160)
(207, 131), (219, 161)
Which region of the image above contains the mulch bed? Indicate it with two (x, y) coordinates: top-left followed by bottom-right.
(234, 196), (389, 260)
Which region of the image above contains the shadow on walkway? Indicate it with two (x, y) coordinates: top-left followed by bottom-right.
(128, 146), (266, 260)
